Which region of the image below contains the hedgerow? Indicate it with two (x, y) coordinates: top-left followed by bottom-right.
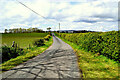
(57, 31), (119, 62)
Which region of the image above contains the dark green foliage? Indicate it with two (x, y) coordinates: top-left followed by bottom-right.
(44, 38), (49, 41)
(57, 31), (119, 62)
(33, 34), (51, 47)
(33, 39), (45, 47)
(2, 46), (24, 63)
(44, 35), (51, 41)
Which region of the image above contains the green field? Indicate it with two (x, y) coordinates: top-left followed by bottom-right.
(1, 36), (53, 71)
(2, 33), (48, 48)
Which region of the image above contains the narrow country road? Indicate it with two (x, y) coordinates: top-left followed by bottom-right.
(2, 34), (82, 79)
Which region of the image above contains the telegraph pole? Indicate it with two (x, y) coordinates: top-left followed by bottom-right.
(59, 23), (60, 36)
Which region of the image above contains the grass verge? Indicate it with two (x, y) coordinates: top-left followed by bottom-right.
(0, 36), (53, 72)
(56, 35), (119, 79)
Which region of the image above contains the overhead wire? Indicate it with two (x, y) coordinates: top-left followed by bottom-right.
(16, 0), (73, 31)
(16, 0), (58, 24)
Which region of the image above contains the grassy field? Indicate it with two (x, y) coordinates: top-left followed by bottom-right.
(56, 33), (119, 79)
(2, 33), (48, 48)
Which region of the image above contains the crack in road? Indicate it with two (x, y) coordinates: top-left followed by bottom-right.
(2, 34), (82, 79)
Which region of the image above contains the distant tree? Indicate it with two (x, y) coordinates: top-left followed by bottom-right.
(9, 29), (12, 33)
(36, 29), (43, 33)
(23, 28), (26, 33)
(4, 29), (8, 33)
(32, 28), (36, 32)
(27, 28), (32, 33)
(47, 27), (51, 32)
(7, 28), (45, 33)
(13, 29), (16, 33)
(19, 28), (23, 33)
(35, 28), (38, 32)
(16, 28), (19, 33)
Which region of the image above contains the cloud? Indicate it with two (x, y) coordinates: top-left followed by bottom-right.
(0, 0), (118, 33)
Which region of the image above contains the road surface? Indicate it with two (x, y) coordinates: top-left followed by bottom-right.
(2, 34), (82, 80)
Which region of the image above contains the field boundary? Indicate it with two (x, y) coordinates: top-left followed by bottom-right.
(1, 36), (53, 72)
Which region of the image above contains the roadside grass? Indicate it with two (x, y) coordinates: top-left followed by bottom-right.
(57, 35), (119, 78)
(0, 37), (53, 72)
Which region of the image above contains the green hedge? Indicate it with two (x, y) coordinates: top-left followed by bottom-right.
(57, 31), (119, 62)
(33, 34), (51, 47)
(44, 35), (51, 41)
(2, 46), (24, 63)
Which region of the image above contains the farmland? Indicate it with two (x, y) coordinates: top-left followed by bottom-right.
(2, 33), (48, 48)
(1, 32), (52, 71)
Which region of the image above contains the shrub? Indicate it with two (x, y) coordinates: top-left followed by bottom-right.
(44, 35), (51, 41)
(2, 46), (24, 62)
(33, 39), (45, 47)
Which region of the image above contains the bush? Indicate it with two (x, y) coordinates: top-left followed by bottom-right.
(33, 39), (45, 47)
(2, 46), (24, 62)
(44, 35), (51, 41)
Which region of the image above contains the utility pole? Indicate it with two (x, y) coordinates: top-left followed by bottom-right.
(59, 23), (60, 36)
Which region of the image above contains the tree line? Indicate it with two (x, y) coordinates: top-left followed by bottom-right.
(4, 28), (45, 33)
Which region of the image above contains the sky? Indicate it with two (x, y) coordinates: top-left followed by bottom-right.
(0, 0), (119, 32)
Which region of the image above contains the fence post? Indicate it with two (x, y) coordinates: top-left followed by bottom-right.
(11, 41), (15, 47)
(15, 43), (17, 48)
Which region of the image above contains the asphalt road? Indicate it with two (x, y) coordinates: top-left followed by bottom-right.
(2, 34), (82, 80)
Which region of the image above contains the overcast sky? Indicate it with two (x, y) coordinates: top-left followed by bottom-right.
(0, 0), (119, 32)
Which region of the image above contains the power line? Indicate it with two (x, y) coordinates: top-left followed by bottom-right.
(16, 0), (61, 31)
(59, 23), (60, 36)
(16, 0), (54, 23)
